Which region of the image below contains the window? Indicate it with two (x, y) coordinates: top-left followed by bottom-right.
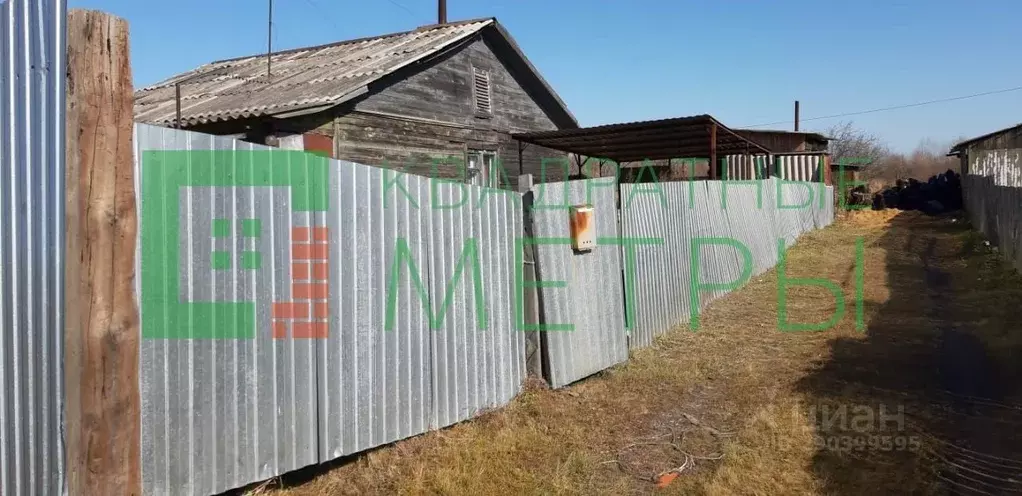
(472, 68), (491, 114)
(467, 149), (498, 188)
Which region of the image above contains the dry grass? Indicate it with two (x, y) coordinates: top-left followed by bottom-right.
(253, 211), (1022, 495)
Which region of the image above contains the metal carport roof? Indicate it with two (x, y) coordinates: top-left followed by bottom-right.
(512, 114), (771, 164)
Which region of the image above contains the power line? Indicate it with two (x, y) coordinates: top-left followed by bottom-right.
(300, 0), (342, 32)
(385, 0), (420, 20)
(743, 85), (1022, 128)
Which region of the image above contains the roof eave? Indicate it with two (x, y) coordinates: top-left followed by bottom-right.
(488, 21), (577, 129)
(951, 122), (1022, 151)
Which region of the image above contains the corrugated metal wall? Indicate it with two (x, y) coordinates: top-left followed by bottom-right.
(134, 124), (524, 495)
(0, 0), (66, 494)
(621, 178), (833, 349)
(775, 153), (827, 182)
(724, 154), (768, 180)
(529, 179), (628, 389)
(963, 148), (1022, 273)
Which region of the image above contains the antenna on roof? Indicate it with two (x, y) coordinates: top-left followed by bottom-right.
(267, 0), (273, 79)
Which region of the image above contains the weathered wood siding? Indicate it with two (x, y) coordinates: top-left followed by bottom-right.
(339, 35), (569, 186)
(966, 126), (1022, 152)
(737, 132), (807, 153)
(186, 33), (571, 187)
(960, 127), (1022, 176)
(333, 111), (482, 179)
(734, 131), (829, 154)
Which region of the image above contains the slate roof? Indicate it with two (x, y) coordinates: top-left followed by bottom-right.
(134, 18), (575, 128)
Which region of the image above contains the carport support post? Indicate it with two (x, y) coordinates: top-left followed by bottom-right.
(743, 143), (750, 180)
(824, 154), (833, 186)
(65, 9), (142, 495)
(709, 122), (718, 180)
(517, 174), (545, 378)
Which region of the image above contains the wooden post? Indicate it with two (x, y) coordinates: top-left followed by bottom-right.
(518, 174), (544, 379)
(824, 154), (833, 186)
(65, 9), (141, 495)
(709, 123), (718, 180)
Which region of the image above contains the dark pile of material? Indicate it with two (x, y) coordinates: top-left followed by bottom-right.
(870, 169), (962, 215)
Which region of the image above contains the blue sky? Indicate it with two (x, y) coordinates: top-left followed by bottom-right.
(69, 0), (1022, 152)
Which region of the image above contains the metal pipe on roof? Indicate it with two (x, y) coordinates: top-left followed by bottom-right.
(438, 0), (447, 24)
(794, 100), (800, 131)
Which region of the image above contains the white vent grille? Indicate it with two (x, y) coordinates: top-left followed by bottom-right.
(473, 68), (491, 113)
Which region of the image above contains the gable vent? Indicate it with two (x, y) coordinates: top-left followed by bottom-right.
(473, 68), (491, 113)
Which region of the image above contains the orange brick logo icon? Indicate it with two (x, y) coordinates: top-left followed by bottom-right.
(272, 225), (330, 339)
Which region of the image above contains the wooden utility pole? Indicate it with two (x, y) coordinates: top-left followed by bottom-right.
(65, 9), (141, 495)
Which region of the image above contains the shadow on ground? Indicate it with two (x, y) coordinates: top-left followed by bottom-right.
(796, 212), (1022, 495)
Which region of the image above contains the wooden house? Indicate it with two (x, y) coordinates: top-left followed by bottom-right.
(133, 18), (577, 188)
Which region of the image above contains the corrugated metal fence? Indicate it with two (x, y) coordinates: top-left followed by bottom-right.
(0, 0), (66, 494)
(963, 148), (1022, 273)
(621, 178), (833, 349)
(528, 179), (628, 388)
(528, 177), (833, 382)
(134, 124), (525, 495)
(133, 124), (836, 492)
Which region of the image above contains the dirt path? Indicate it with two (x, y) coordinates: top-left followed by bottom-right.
(921, 230), (1021, 494)
(255, 211), (1022, 496)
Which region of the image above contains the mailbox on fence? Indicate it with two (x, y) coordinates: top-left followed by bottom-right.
(570, 204), (595, 252)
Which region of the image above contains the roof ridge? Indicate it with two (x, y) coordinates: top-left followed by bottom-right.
(133, 16), (578, 130)
(209, 17), (495, 66)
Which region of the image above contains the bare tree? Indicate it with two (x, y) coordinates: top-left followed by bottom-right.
(903, 138), (960, 179)
(823, 121), (890, 167)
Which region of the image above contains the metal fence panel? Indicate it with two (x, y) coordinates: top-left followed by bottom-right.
(428, 182), (524, 428)
(724, 181), (777, 277)
(135, 124), (525, 494)
(0, 0), (65, 494)
(135, 125), (320, 496)
(696, 182), (743, 307)
(620, 180), (686, 349)
(315, 164), (433, 461)
(621, 178), (833, 351)
(530, 179), (627, 388)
